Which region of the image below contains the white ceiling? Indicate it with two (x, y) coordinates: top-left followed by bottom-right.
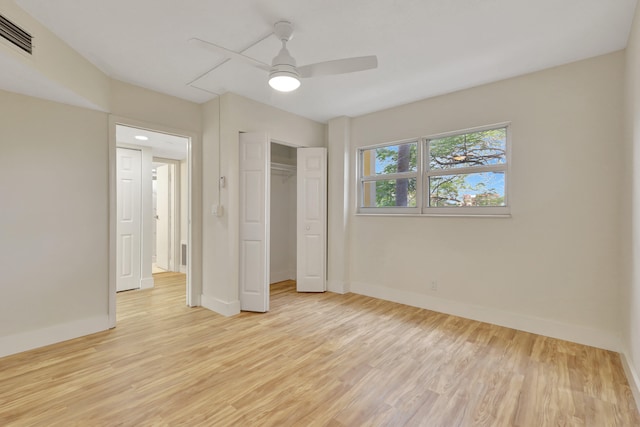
(116, 125), (188, 161)
(12, 0), (639, 123)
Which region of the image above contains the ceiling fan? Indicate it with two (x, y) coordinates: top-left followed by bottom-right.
(189, 21), (378, 92)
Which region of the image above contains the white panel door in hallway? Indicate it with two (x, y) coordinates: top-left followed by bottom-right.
(116, 148), (142, 292)
(239, 132), (270, 312)
(297, 147), (327, 292)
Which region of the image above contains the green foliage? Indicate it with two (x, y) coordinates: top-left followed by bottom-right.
(375, 179), (417, 207)
(430, 128), (506, 170)
(373, 143), (417, 207)
(429, 175), (469, 207)
(428, 129), (506, 206)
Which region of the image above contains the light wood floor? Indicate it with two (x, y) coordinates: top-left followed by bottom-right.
(1, 272), (638, 426)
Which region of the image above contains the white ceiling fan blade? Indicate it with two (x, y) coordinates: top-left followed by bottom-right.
(298, 56), (378, 78)
(188, 38), (271, 72)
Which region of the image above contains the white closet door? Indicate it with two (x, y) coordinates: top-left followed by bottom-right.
(116, 148), (142, 292)
(239, 132), (270, 312)
(297, 147), (327, 292)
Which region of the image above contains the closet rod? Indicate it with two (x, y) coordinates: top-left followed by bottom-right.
(271, 162), (296, 173)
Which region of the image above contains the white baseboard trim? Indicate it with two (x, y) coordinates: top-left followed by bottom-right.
(0, 315), (110, 359)
(201, 294), (240, 317)
(140, 277), (154, 290)
(270, 270), (295, 284)
(621, 350), (640, 411)
(328, 280), (348, 294)
(350, 281), (620, 352)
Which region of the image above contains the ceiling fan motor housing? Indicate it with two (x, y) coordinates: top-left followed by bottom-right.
(271, 21), (298, 79)
(270, 46), (299, 78)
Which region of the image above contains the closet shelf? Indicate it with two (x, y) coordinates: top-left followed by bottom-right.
(271, 162), (296, 173)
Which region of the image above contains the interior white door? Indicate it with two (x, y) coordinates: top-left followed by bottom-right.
(239, 132), (270, 312)
(155, 163), (170, 271)
(297, 147), (327, 292)
(116, 148), (142, 292)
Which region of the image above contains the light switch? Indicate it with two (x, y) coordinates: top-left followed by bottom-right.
(212, 204), (224, 217)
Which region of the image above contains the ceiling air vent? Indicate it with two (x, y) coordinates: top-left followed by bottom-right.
(0, 14), (32, 54)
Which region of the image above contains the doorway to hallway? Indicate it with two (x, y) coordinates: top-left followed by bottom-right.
(112, 122), (192, 321)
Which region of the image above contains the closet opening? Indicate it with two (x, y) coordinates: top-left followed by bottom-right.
(270, 142), (298, 290)
(238, 131), (326, 312)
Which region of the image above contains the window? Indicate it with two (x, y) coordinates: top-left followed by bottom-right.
(358, 140), (420, 213)
(358, 124), (509, 216)
(425, 126), (508, 214)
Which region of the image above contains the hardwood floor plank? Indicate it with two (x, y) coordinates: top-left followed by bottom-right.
(0, 274), (638, 426)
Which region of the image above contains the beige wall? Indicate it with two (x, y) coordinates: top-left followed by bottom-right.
(341, 52), (625, 350)
(0, 90), (109, 356)
(327, 117), (352, 294)
(623, 0), (640, 405)
(110, 80), (202, 132)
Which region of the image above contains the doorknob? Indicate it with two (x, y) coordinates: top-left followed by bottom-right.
(305, 225), (310, 231)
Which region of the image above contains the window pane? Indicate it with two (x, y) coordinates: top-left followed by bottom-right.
(362, 178), (417, 207)
(429, 172), (505, 207)
(429, 128), (506, 170)
(362, 142), (417, 176)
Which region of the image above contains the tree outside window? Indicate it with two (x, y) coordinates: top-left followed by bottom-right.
(427, 128), (506, 208)
(361, 142), (418, 208)
(358, 124), (509, 215)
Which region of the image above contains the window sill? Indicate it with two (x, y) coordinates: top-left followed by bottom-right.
(355, 212), (512, 218)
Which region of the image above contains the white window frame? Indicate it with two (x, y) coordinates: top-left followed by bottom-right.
(357, 123), (511, 217)
(358, 139), (421, 215)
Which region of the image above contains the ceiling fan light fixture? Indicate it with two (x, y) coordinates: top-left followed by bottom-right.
(269, 71), (300, 92)
(269, 44), (300, 92)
